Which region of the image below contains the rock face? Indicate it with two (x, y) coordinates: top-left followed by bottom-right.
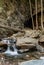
(0, 0), (28, 29)
(0, 0), (44, 38)
(0, 0), (38, 29)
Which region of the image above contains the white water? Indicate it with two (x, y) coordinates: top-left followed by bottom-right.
(4, 40), (19, 56)
(40, 57), (44, 59)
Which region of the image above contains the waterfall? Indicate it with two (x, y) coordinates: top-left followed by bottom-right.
(4, 39), (19, 56)
(10, 44), (18, 55)
(4, 40), (13, 55)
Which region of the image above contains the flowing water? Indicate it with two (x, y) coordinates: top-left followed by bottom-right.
(0, 39), (21, 65)
(0, 38), (40, 65)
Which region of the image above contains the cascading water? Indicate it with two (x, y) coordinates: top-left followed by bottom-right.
(4, 39), (19, 56)
(4, 40), (13, 55)
(11, 44), (18, 56)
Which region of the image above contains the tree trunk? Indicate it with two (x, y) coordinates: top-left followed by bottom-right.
(35, 0), (38, 29)
(29, 0), (34, 29)
(41, 0), (43, 29)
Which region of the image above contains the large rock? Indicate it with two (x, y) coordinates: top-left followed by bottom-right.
(16, 37), (38, 50)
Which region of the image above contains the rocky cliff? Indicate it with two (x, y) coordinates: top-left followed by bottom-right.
(0, 0), (43, 38)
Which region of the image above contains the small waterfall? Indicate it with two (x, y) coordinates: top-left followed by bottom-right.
(11, 45), (18, 55)
(4, 40), (13, 55)
(4, 39), (19, 56)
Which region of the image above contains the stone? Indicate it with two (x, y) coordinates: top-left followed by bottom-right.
(16, 37), (38, 51)
(24, 29), (40, 38)
(12, 32), (25, 37)
(39, 35), (44, 42)
(16, 37), (38, 46)
(30, 30), (40, 38)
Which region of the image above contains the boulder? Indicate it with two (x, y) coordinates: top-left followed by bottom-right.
(16, 37), (38, 50)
